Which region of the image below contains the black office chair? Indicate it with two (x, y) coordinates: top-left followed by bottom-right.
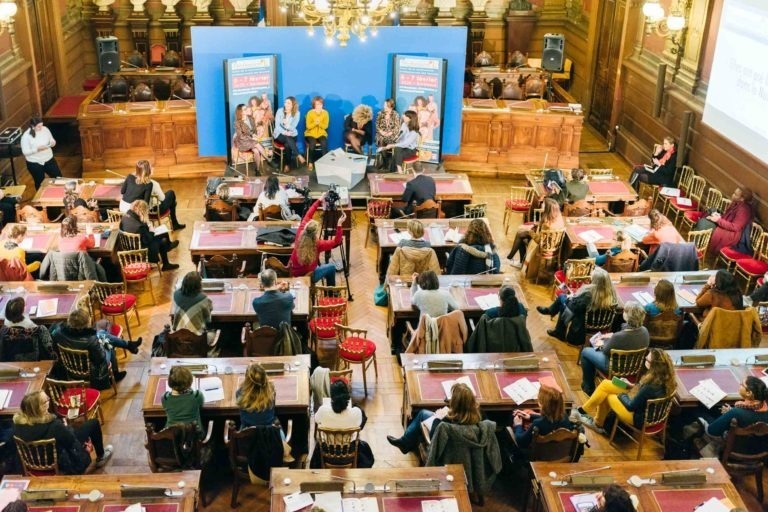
(153, 80), (172, 101)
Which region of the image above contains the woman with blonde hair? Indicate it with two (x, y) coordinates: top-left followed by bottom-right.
(397, 219), (431, 249)
(0, 225), (41, 274)
(387, 382), (481, 453)
(507, 197), (565, 265)
(119, 199), (178, 270)
(446, 218), (500, 274)
(343, 104), (373, 155)
(289, 194), (346, 285)
(537, 267), (618, 345)
(573, 348), (676, 434)
(273, 96), (305, 171)
(13, 390), (113, 473)
(119, 160), (153, 213)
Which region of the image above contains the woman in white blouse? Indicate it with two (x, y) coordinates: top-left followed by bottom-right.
(20, 117), (62, 190)
(382, 110), (419, 174)
(315, 380), (365, 429)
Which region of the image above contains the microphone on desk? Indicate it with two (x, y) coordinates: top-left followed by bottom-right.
(120, 60), (143, 70)
(171, 94), (195, 109)
(104, 169), (125, 179)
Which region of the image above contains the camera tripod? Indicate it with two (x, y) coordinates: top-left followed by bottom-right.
(321, 198), (353, 301)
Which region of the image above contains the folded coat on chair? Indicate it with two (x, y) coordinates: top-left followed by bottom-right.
(696, 306), (762, 349)
(406, 310), (467, 354)
(465, 315), (532, 353)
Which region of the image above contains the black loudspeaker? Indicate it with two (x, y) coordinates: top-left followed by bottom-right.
(96, 36), (120, 75)
(542, 33), (565, 72)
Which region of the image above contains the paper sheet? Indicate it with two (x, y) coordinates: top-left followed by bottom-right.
(153, 225), (169, 236)
(631, 291), (654, 306)
(441, 375), (476, 399)
(443, 228), (462, 244)
(569, 493), (599, 512)
(694, 497), (731, 512)
(388, 232), (411, 244)
(690, 378), (728, 409)
(659, 187), (681, 197)
(676, 197), (693, 206)
(229, 187), (245, 197)
(473, 293), (501, 310)
(421, 498), (460, 512)
(428, 227), (446, 246)
(578, 229), (604, 243)
(284, 492), (314, 512)
(36, 298), (58, 318)
(624, 224), (649, 241)
(342, 497), (379, 512)
(421, 406), (449, 433)
(0, 390), (12, 410)
(589, 332), (604, 348)
(199, 376), (225, 402)
(502, 377), (540, 405)
(313, 492), (342, 512)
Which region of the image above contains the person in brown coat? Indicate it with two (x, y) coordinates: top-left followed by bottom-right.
(695, 270), (743, 318)
(405, 310), (467, 354)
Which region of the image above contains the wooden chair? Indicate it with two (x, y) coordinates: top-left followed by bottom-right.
(657, 164), (693, 215)
(463, 203), (487, 218)
(117, 230), (142, 251)
(334, 324), (378, 398)
(198, 254), (245, 279)
(681, 187), (722, 233)
(164, 327), (219, 358)
(413, 199), (442, 219)
(578, 307), (617, 361)
(205, 198), (238, 221)
(595, 348), (647, 387)
(563, 200), (593, 217)
(67, 205), (99, 224)
(90, 281), (139, 344)
(604, 251), (639, 273)
(609, 394), (675, 460)
(117, 248), (157, 305)
(687, 228), (713, 268)
(259, 204), (283, 221)
(534, 229), (566, 284)
(667, 175), (706, 228)
(241, 323), (278, 357)
(503, 186), (534, 234)
(15, 204), (61, 224)
(148, 193), (174, 233)
(44, 378), (104, 425)
(365, 198), (392, 247)
(315, 425), (361, 469)
(106, 209), (122, 224)
(717, 222), (763, 271)
(308, 285), (349, 350)
(636, 183), (658, 211)
(14, 436), (60, 475)
(145, 421), (213, 505)
(224, 419), (292, 507)
(149, 43), (166, 66)
(622, 199), (651, 218)
(720, 420), (768, 503)
(552, 257), (595, 298)
(232, 135), (257, 176)
(645, 309), (682, 348)
(734, 232), (768, 293)
(58, 344), (118, 397)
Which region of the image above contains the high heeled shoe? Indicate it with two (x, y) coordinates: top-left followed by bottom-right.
(536, 306), (554, 318)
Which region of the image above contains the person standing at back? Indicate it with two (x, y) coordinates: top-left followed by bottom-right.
(20, 117), (62, 190)
(252, 269), (295, 329)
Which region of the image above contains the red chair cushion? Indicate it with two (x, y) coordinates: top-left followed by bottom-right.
(645, 421), (667, 435)
(669, 198), (698, 211)
(758, 277), (764, 287)
(54, 387), (100, 417)
(554, 270), (566, 285)
(736, 259), (768, 276)
(122, 262), (151, 280)
(308, 317), (342, 339)
(720, 246), (751, 261)
(317, 297), (346, 308)
(505, 199), (531, 212)
(683, 211), (704, 222)
(338, 336), (376, 361)
(403, 155), (419, 164)
(100, 293), (137, 314)
(273, 140), (285, 149)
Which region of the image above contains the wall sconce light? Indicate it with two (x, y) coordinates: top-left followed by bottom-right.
(0, 0), (17, 31)
(642, 0), (691, 55)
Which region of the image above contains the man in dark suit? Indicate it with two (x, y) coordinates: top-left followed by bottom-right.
(251, 269), (295, 329)
(392, 170), (436, 217)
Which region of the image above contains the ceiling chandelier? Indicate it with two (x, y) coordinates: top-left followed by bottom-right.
(281, 0), (410, 47)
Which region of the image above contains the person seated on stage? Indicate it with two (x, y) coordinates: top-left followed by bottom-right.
(382, 110), (420, 174)
(290, 195), (346, 286)
(537, 267), (618, 346)
(579, 301), (650, 396)
(119, 160), (154, 213)
(644, 278), (682, 318)
(171, 271), (217, 352)
(273, 96), (306, 172)
(233, 103), (274, 170)
(410, 270), (458, 318)
(706, 186), (754, 258)
(445, 218), (501, 275)
(749, 271), (768, 304)
(13, 390), (113, 474)
(511, 384), (576, 452)
(391, 168), (436, 218)
(629, 136), (677, 189)
(120, 199), (179, 271)
(343, 104), (373, 155)
(591, 485), (636, 512)
(0, 297), (55, 362)
(215, 183), (252, 221)
(252, 269), (294, 330)
(507, 198), (565, 267)
(304, 96), (329, 170)
(58, 215), (95, 253)
(386, 382), (481, 454)
(695, 269), (744, 318)
(641, 209), (683, 252)
(162, 365), (204, 430)
(248, 175), (300, 221)
(0, 188), (19, 226)
(0, 225), (41, 274)
(572, 348), (676, 435)
(375, 98), (400, 169)
(398, 219), (431, 249)
(566, 168), (588, 202)
(147, 164), (186, 230)
(587, 231), (640, 268)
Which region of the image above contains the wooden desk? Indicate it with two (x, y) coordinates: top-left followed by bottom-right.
(667, 348), (768, 408)
(178, 278), (310, 323)
(1, 223), (118, 260)
(142, 356), (311, 420)
(444, 100), (582, 171)
(527, 174), (638, 203)
(0, 281), (93, 325)
(2, 471), (200, 512)
(564, 217), (654, 250)
(270, 465), (472, 512)
(0, 361), (53, 419)
(530, 459), (746, 512)
(610, 271), (716, 311)
(375, 218), (490, 275)
(31, 178), (124, 209)
(401, 352), (572, 427)
(367, 173), (474, 203)
(0, 185), (25, 198)
(189, 220), (298, 259)
(205, 175), (310, 203)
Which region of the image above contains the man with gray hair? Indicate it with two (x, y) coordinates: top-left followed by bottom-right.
(251, 269), (295, 329)
(579, 301), (650, 396)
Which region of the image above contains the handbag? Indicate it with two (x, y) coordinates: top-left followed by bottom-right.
(374, 284), (389, 306)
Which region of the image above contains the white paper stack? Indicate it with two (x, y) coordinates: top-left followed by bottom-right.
(675, 197), (693, 207)
(313, 492), (342, 512)
(624, 224), (649, 241)
(578, 230), (604, 243)
(342, 497), (379, 512)
(441, 375), (476, 399)
(690, 379), (727, 409)
(36, 298), (58, 318)
(503, 377), (540, 405)
(229, 187), (245, 197)
(659, 187), (681, 197)
(283, 492), (314, 512)
(694, 497), (731, 512)
(631, 291), (654, 306)
(198, 377), (225, 403)
(421, 498), (460, 512)
(569, 492), (599, 511)
(443, 228), (462, 244)
(473, 293), (500, 310)
(677, 289), (698, 304)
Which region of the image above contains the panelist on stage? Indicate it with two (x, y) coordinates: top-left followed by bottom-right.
(304, 96), (329, 170)
(273, 96), (306, 171)
(343, 104), (373, 155)
(375, 98), (400, 170)
(382, 110), (419, 174)
(234, 104), (274, 170)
